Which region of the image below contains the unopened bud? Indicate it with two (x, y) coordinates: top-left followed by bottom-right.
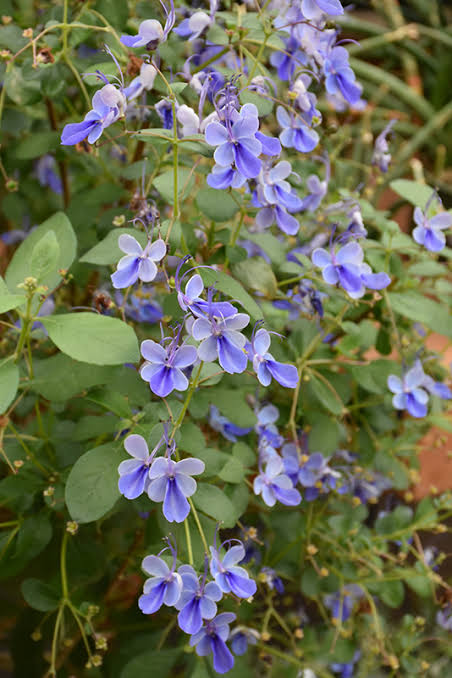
(31, 629), (42, 641)
(307, 544), (318, 555)
(261, 631), (271, 642)
(91, 654), (103, 667)
(6, 178), (18, 191)
(113, 214), (126, 227)
(294, 628), (304, 639)
(14, 460), (24, 468)
(95, 635), (108, 650)
(43, 486), (54, 497)
(319, 567), (329, 577)
(66, 521), (78, 535)
(2, 15), (12, 24)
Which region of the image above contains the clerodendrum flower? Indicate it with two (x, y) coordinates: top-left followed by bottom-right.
(246, 327), (298, 389)
(61, 84), (125, 146)
(111, 234), (166, 289)
(138, 550), (182, 615)
(189, 613), (236, 674)
(254, 456), (302, 507)
(140, 337), (197, 398)
(118, 434), (153, 500)
(175, 564), (223, 634)
(209, 541), (257, 598)
(191, 312), (250, 374)
(147, 456), (205, 522)
(412, 205), (452, 253)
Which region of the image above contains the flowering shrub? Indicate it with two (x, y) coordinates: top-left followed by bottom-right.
(1, 1), (452, 677)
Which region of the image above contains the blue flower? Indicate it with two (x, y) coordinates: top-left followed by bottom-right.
(148, 456), (205, 522)
(35, 155), (62, 194)
(189, 612), (236, 674)
(118, 434), (154, 500)
(191, 312), (250, 374)
(330, 650), (361, 678)
(270, 36), (306, 82)
(255, 404), (284, 455)
(116, 288), (163, 324)
(210, 541), (257, 598)
(254, 456), (302, 507)
(247, 327), (298, 388)
(175, 564), (222, 634)
(230, 627), (259, 656)
(253, 160), (302, 235)
(302, 0), (344, 20)
(372, 120), (396, 172)
(296, 450), (340, 500)
(61, 84), (125, 145)
(277, 106), (319, 153)
(413, 205), (452, 253)
(138, 551), (183, 615)
(324, 586), (363, 623)
(140, 337), (197, 398)
(388, 362), (429, 418)
(312, 241), (391, 298)
(209, 406), (252, 442)
(300, 174), (328, 212)
(205, 106), (262, 179)
(273, 281), (326, 318)
(437, 604), (452, 631)
(175, 266), (237, 318)
(323, 47), (362, 106)
(175, 10), (211, 40)
(121, 2), (175, 49)
(111, 234), (166, 289)
(260, 566), (285, 594)
(123, 63), (157, 100)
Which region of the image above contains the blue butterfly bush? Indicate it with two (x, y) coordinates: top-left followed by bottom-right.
(2, 0), (452, 675)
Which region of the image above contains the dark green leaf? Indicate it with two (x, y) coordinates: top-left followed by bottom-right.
(21, 578), (60, 611)
(0, 359), (19, 414)
(196, 187), (240, 222)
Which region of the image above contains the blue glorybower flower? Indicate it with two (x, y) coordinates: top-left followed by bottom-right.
(413, 204), (452, 253)
(331, 650), (361, 678)
(116, 288), (163, 324)
(282, 444), (340, 500)
(61, 84), (126, 145)
(138, 544), (183, 615)
(35, 155), (62, 194)
(175, 263), (237, 318)
(270, 36), (307, 82)
(260, 566), (285, 594)
(191, 312), (250, 374)
(312, 240), (391, 298)
(388, 362), (429, 418)
(323, 47), (362, 106)
(253, 160), (303, 235)
(277, 106), (319, 153)
(254, 456), (302, 507)
(336, 450), (392, 503)
(155, 99), (175, 129)
(372, 120), (396, 173)
(123, 62), (157, 100)
(148, 455), (205, 522)
(255, 404), (284, 458)
(437, 604), (452, 632)
(302, 0), (344, 20)
(230, 626), (259, 656)
(189, 612), (236, 674)
(388, 360), (451, 418)
(324, 585), (363, 623)
(121, 0), (175, 49)
(210, 540), (257, 598)
(209, 405), (252, 442)
(140, 334), (198, 398)
(174, 5), (214, 41)
(274, 281), (326, 319)
(205, 104), (262, 180)
(175, 563), (223, 634)
(246, 327), (299, 388)
(111, 234), (166, 289)
(118, 433), (155, 500)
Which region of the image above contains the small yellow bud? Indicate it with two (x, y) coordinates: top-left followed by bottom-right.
(294, 628), (304, 639)
(91, 654), (103, 667)
(14, 460), (24, 468)
(22, 28), (33, 38)
(113, 214), (126, 227)
(43, 486), (54, 497)
(31, 629), (42, 641)
(2, 16), (12, 24)
(307, 544), (318, 555)
(319, 567), (329, 577)
(95, 636), (108, 650)
(66, 521), (79, 535)
(261, 631), (271, 642)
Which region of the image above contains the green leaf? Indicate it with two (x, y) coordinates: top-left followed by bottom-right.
(153, 168), (195, 204)
(232, 442), (255, 467)
(196, 187), (240, 222)
(41, 313), (139, 365)
(232, 257), (278, 298)
(32, 354), (114, 401)
(21, 578), (60, 611)
(65, 443), (123, 523)
(0, 285), (26, 313)
(121, 649), (181, 678)
(0, 359), (19, 414)
(200, 268), (262, 321)
(219, 456), (245, 483)
(350, 360), (399, 395)
(30, 230), (60, 283)
(193, 484), (239, 528)
(4, 65), (41, 106)
(0, 514), (52, 579)
(309, 373), (344, 416)
(15, 131), (60, 159)
(390, 179), (434, 209)
(5, 212), (76, 293)
(80, 228), (147, 265)
(388, 292), (452, 338)
(369, 580), (404, 608)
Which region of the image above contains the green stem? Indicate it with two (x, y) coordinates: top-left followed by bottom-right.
(170, 362), (203, 439)
(184, 519), (194, 565)
(60, 531), (69, 599)
(188, 498), (209, 554)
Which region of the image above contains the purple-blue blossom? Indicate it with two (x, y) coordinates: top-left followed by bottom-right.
(253, 160), (302, 235)
(209, 405), (252, 442)
(412, 205), (452, 253)
(189, 612), (236, 674)
(147, 455), (205, 522)
(121, 1), (175, 49)
(229, 627), (259, 656)
(191, 312), (250, 374)
(118, 434), (154, 500)
(312, 241), (391, 298)
(323, 47), (362, 106)
(330, 650), (361, 678)
(210, 541), (257, 598)
(205, 105), (262, 179)
(277, 106), (319, 153)
(372, 120), (396, 172)
(175, 265), (237, 318)
(246, 327), (298, 388)
(138, 550), (183, 615)
(123, 63), (157, 100)
(324, 586), (363, 623)
(387, 362), (429, 418)
(140, 337), (197, 398)
(175, 564), (222, 634)
(61, 84), (125, 145)
(302, 0), (344, 21)
(111, 234), (166, 289)
(254, 456), (301, 507)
